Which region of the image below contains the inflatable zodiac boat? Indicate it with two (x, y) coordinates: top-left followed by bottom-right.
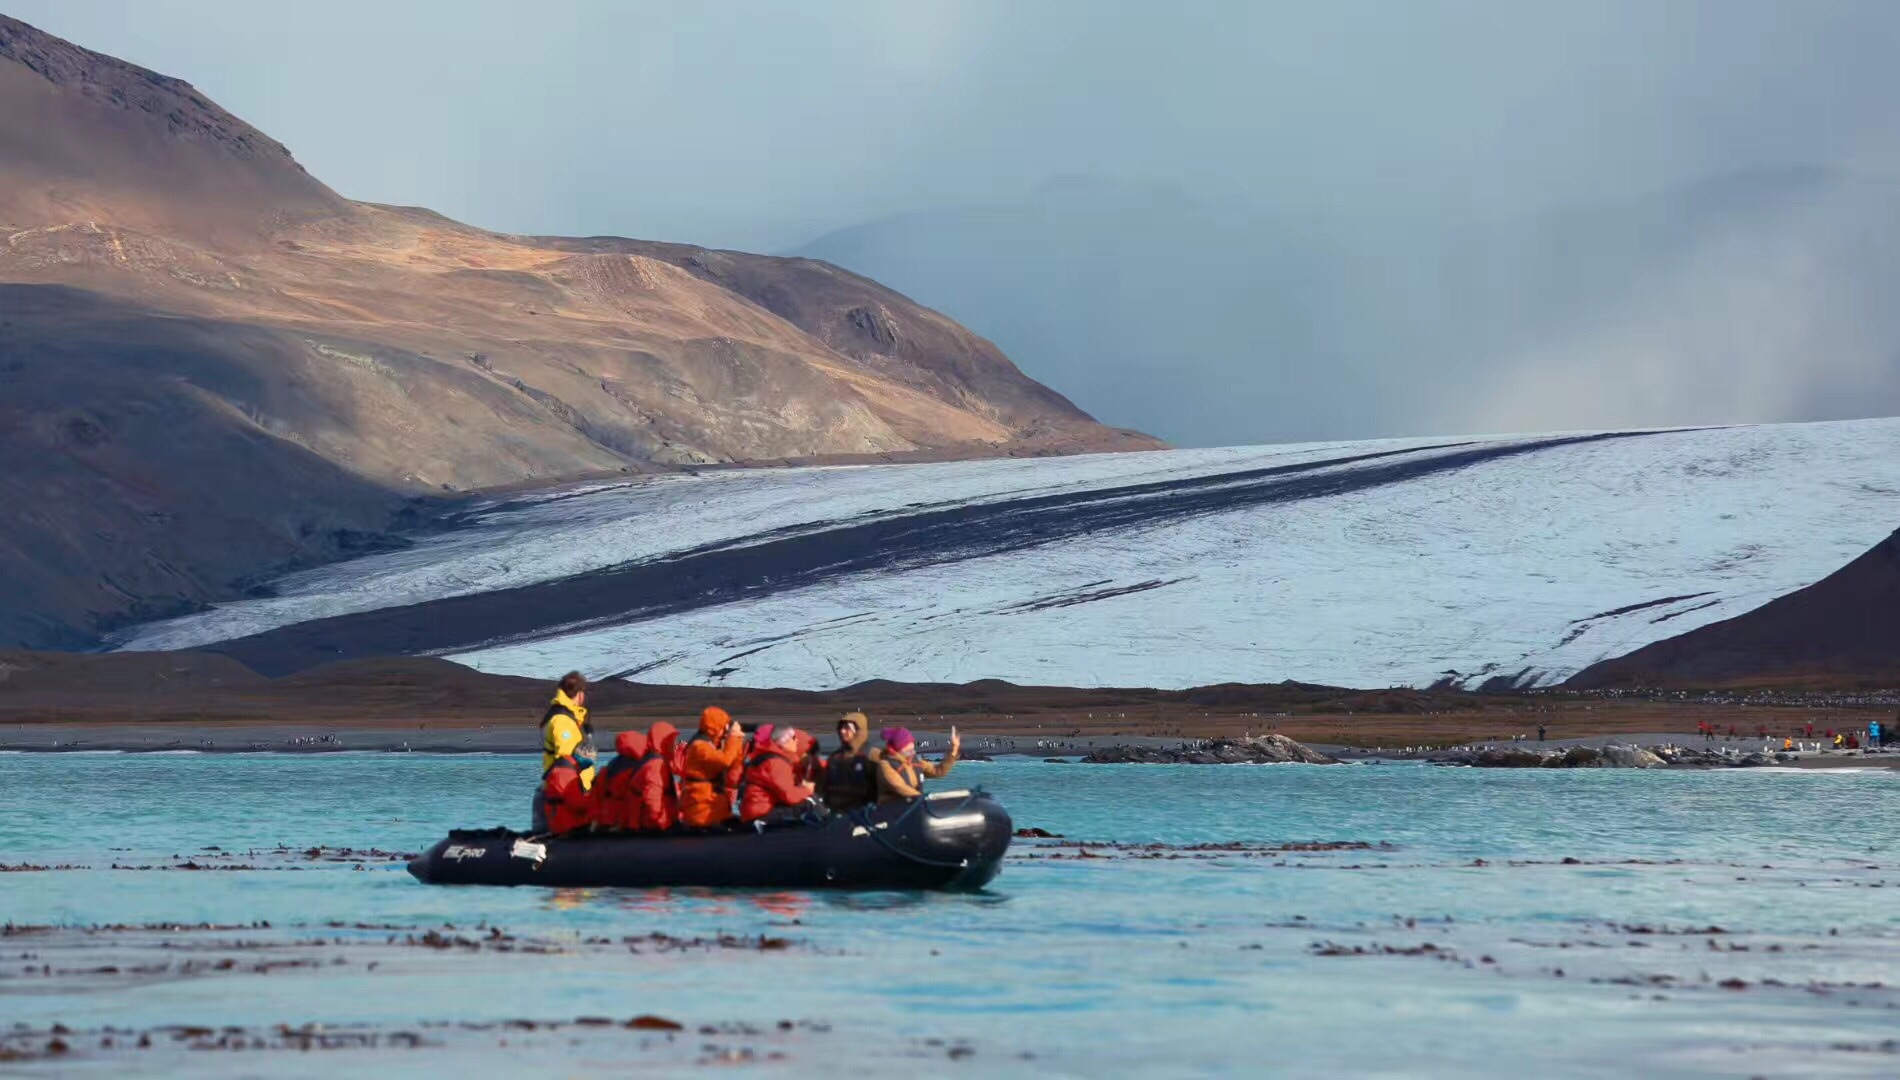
(408, 790), (1012, 892)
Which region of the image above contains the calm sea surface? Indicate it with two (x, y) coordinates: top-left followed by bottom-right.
(3, 755), (1896, 1077)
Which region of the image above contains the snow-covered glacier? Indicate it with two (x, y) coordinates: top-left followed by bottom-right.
(118, 418), (1900, 689)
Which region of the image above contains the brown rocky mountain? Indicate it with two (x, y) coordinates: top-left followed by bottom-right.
(0, 14), (1158, 649)
(1567, 527), (1900, 689)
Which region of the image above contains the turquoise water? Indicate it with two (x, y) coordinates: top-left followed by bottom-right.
(4, 755), (1897, 1076)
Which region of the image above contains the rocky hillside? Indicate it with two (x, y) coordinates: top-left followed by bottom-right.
(1567, 527), (1900, 689)
(0, 14), (1157, 648)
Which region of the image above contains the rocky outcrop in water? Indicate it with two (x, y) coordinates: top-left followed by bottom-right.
(1439, 743), (1780, 769)
(1081, 734), (1338, 765)
(1650, 746), (1782, 768)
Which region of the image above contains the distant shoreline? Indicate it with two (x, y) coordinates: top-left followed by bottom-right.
(4, 651), (1894, 762)
(4, 720), (1893, 770)
(0, 720), (1170, 757)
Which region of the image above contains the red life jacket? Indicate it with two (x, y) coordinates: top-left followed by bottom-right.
(631, 749), (676, 831)
(541, 756), (595, 834)
(739, 743), (815, 822)
(595, 731), (649, 829)
(595, 756), (640, 829)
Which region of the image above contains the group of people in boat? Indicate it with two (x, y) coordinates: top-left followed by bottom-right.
(532, 672), (960, 835)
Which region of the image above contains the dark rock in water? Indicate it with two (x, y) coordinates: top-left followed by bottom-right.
(1447, 742), (1714, 769)
(1042, 757), (1071, 764)
(1649, 747), (1773, 768)
(1446, 746), (1619, 768)
(1014, 827), (1064, 839)
(1081, 734), (1338, 765)
(1469, 748), (1548, 768)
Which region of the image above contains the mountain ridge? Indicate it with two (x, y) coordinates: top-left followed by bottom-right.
(0, 13), (1158, 649)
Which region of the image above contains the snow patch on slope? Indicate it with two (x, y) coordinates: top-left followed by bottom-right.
(120, 419), (1900, 690)
(116, 435), (1448, 650)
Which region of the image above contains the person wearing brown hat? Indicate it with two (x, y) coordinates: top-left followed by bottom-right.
(816, 711), (882, 814)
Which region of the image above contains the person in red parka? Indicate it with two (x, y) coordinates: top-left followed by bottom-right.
(739, 723), (773, 793)
(540, 754), (595, 834)
(740, 727), (817, 824)
(593, 730), (649, 830)
(633, 721), (681, 831)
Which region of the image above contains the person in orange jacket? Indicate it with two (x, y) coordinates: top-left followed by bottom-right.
(741, 727), (817, 824)
(633, 722), (681, 831)
(593, 730), (649, 830)
(677, 707), (746, 829)
(539, 754), (596, 834)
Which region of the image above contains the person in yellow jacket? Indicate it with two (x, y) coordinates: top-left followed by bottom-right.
(533, 671), (597, 832)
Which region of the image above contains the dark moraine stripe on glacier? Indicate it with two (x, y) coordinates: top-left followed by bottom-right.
(210, 431), (1664, 675)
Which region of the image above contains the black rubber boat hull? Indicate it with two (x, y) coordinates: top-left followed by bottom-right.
(409, 790), (1012, 891)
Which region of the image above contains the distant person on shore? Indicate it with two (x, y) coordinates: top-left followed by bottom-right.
(740, 727), (818, 824)
(1537, 724), (1547, 743)
(678, 707), (746, 829)
(876, 726), (961, 804)
(533, 671), (596, 832)
(817, 712), (882, 814)
(1871, 719), (1884, 749)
